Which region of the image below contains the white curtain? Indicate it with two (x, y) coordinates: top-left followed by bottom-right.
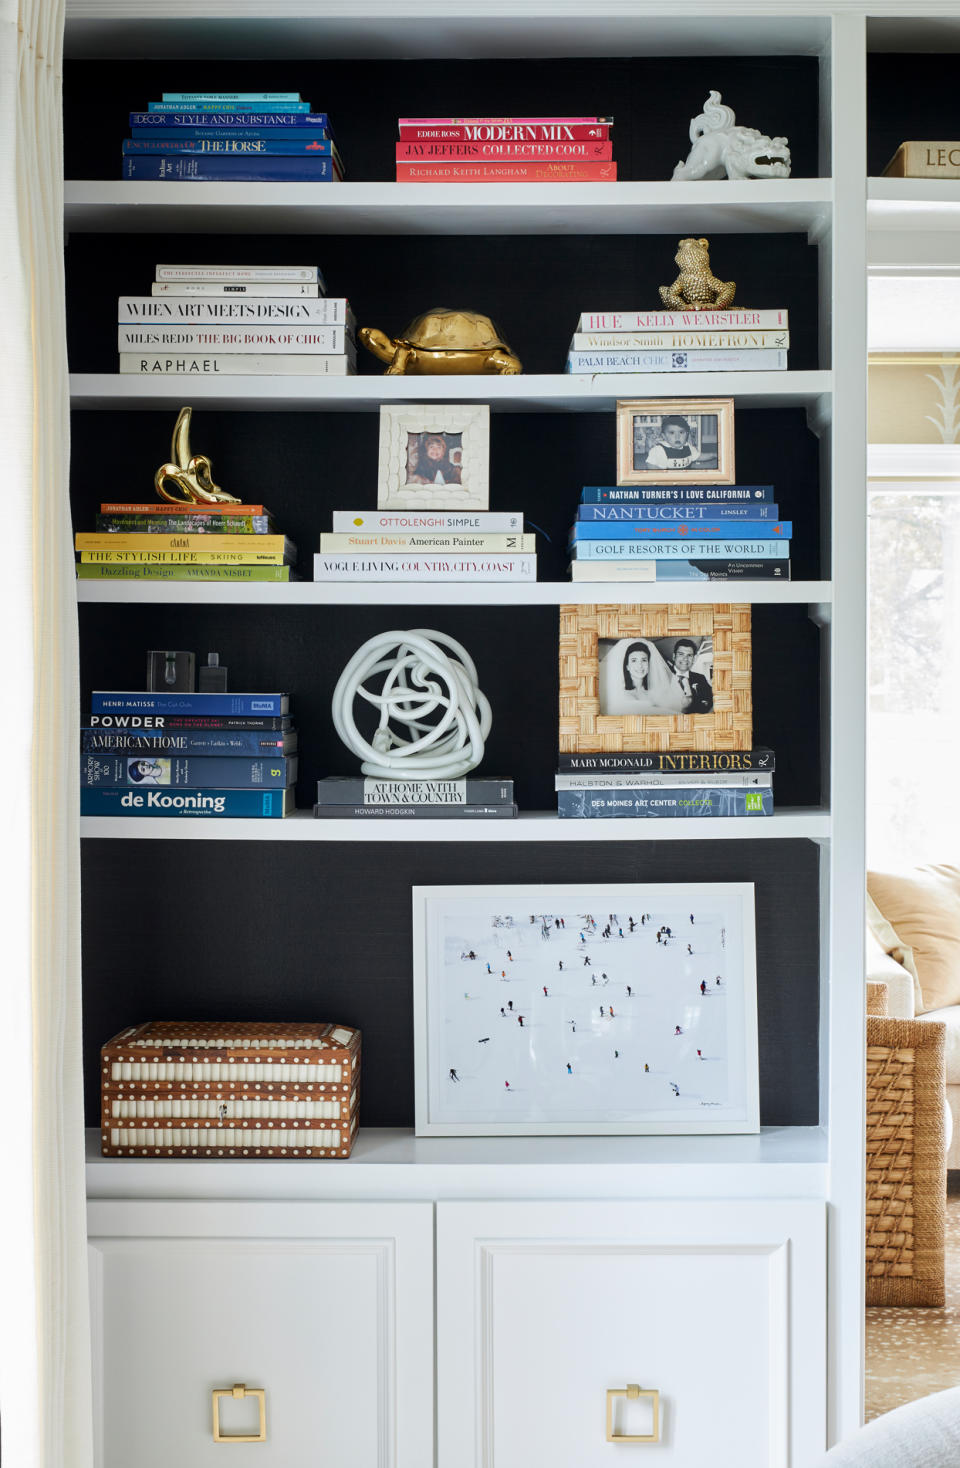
(0, 0), (92, 1463)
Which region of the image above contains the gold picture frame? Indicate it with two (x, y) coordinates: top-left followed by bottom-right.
(558, 602), (752, 753)
(615, 397), (735, 486)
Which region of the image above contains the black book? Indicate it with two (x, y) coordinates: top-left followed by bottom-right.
(557, 749), (775, 774)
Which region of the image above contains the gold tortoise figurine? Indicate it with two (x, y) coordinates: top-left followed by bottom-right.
(358, 307), (522, 375)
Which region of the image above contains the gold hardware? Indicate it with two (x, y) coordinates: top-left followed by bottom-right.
(606, 1384), (660, 1444)
(212, 1383), (267, 1443)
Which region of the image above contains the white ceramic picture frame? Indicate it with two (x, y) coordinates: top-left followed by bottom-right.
(376, 403), (490, 510)
(412, 881), (759, 1136)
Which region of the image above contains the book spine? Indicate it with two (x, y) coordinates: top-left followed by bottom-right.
(81, 788), (293, 818)
(398, 122), (611, 140)
(91, 692), (289, 716)
(79, 550), (291, 565)
(88, 714), (291, 730)
(567, 559), (791, 581)
(118, 297), (352, 323)
(312, 554), (536, 581)
(580, 486), (775, 503)
(570, 521), (792, 540)
(557, 750), (775, 773)
(569, 539), (790, 559)
(396, 160), (617, 182)
(161, 92), (303, 102)
(396, 140), (613, 160)
(155, 264), (320, 281)
(95, 514), (273, 534)
(76, 533), (292, 553)
(131, 126), (332, 141)
(566, 348), (787, 372)
(122, 156), (336, 181)
(124, 138), (339, 156)
(315, 777), (513, 805)
(81, 754), (297, 788)
(100, 501), (271, 515)
(76, 564), (294, 581)
(318, 533), (536, 552)
(117, 325), (349, 353)
(131, 112), (329, 126)
(332, 510), (524, 532)
(312, 803), (519, 819)
(151, 282), (320, 297)
(554, 771), (772, 790)
(119, 354), (354, 375)
(81, 729), (297, 756)
(576, 310), (788, 330)
(571, 329), (789, 350)
(398, 115), (613, 125)
(145, 101), (314, 114)
(576, 504), (780, 521)
(557, 788), (774, 818)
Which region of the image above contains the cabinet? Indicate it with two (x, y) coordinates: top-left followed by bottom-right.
(62, 0), (893, 1459)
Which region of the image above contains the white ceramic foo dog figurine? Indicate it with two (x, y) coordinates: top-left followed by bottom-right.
(671, 91), (791, 181)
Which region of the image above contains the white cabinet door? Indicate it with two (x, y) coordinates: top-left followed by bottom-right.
(88, 1199), (433, 1468)
(437, 1199), (825, 1468)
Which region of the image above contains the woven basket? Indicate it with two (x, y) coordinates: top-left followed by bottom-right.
(865, 1015), (946, 1307)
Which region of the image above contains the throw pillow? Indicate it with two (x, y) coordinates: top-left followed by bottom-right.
(867, 865), (960, 1015)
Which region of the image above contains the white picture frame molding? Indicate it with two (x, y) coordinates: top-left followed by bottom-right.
(376, 403), (491, 510)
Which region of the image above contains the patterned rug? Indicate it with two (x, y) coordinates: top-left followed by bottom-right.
(865, 1181), (960, 1421)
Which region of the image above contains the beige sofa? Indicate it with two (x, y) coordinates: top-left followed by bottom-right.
(866, 865), (960, 1170)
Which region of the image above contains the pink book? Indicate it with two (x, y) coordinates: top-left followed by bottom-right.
(398, 116), (613, 125)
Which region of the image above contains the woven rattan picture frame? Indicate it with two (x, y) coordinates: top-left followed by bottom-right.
(558, 603), (752, 753)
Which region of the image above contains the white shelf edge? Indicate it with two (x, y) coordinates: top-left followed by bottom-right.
(80, 807), (830, 841)
(868, 176), (960, 232)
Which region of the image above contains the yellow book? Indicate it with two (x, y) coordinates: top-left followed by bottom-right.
(75, 532), (292, 554)
(80, 549), (290, 565)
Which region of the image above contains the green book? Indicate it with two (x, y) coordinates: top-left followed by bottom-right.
(76, 564), (295, 582)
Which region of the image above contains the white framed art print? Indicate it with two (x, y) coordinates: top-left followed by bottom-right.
(412, 882), (758, 1136)
(376, 403), (490, 510)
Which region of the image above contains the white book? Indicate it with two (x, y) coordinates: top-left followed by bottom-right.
(319, 532), (536, 552)
(571, 329), (789, 350)
(555, 771), (773, 790)
(119, 353), (355, 375)
(568, 561), (655, 581)
(155, 264), (323, 283)
(120, 296), (353, 325)
(576, 309), (789, 331)
(313, 553), (537, 581)
(566, 348), (788, 373)
(118, 324), (351, 354)
(152, 282), (321, 297)
(332, 510), (523, 532)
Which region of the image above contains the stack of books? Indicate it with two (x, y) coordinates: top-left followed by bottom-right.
(555, 749), (775, 820)
(314, 774), (517, 821)
(121, 92), (343, 182)
(118, 263), (356, 377)
(566, 308), (789, 375)
(80, 690), (298, 819)
(312, 509), (536, 582)
(75, 499), (300, 584)
(568, 485), (791, 583)
(394, 116), (615, 183)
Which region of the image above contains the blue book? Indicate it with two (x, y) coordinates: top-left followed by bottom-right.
(81, 753), (297, 788)
(81, 787), (295, 818)
(576, 504), (780, 522)
(162, 93), (303, 103)
(91, 691), (289, 717)
(557, 787), (774, 818)
(566, 348), (787, 373)
(80, 728), (297, 756)
(123, 138), (338, 156)
(122, 155), (336, 182)
(570, 521), (792, 541)
(569, 540), (790, 559)
(130, 111), (331, 128)
(567, 559), (791, 581)
(148, 100), (312, 113)
(131, 127), (331, 142)
(580, 486), (775, 503)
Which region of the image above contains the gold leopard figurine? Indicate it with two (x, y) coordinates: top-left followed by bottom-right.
(658, 236), (742, 311)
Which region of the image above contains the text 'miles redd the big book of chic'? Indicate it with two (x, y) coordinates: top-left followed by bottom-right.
(395, 116), (615, 181)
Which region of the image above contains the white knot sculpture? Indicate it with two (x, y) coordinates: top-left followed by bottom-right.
(331, 628), (492, 780)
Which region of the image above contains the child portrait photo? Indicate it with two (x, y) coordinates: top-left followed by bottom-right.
(377, 403), (490, 510)
(616, 397), (735, 485)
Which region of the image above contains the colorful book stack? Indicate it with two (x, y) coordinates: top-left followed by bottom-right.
(118, 263), (356, 377)
(555, 748), (775, 820)
(75, 499), (300, 583)
(566, 308), (789, 375)
(568, 484), (791, 583)
(80, 690), (298, 819)
(313, 509), (535, 582)
(394, 115), (615, 183)
(121, 92), (343, 182)
(314, 774), (517, 821)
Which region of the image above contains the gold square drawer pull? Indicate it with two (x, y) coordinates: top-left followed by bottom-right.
(606, 1384), (660, 1443)
(212, 1384), (267, 1443)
